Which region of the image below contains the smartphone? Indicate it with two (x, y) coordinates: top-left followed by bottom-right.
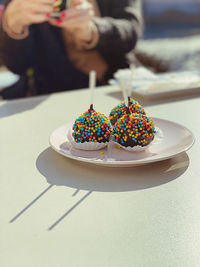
(51, 0), (70, 18)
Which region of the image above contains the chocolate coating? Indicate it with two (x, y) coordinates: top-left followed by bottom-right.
(72, 107), (112, 143)
(109, 98), (146, 126)
(113, 113), (156, 148)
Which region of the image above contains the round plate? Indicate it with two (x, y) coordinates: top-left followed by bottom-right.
(49, 118), (195, 167)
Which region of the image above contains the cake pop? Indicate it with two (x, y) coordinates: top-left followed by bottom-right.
(69, 104), (112, 150)
(109, 97), (146, 126)
(112, 112), (156, 150)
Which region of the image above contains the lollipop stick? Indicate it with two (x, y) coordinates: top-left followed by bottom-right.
(89, 70), (96, 110)
(129, 64), (135, 96)
(130, 64), (135, 77)
(121, 79), (128, 107)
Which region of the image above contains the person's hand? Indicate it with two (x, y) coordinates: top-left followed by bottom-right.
(49, 0), (95, 47)
(4, 0), (54, 34)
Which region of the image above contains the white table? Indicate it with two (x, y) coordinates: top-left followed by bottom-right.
(0, 86), (200, 267)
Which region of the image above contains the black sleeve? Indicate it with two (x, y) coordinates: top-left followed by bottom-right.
(0, 0), (36, 74)
(93, 0), (143, 56)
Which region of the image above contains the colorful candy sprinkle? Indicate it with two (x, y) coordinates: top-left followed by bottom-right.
(109, 98), (146, 126)
(113, 113), (156, 148)
(72, 107), (112, 144)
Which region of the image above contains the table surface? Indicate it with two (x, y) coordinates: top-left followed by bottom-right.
(0, 85), (200, 267)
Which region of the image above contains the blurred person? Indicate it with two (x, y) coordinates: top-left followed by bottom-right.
(1, 0), (143, 95)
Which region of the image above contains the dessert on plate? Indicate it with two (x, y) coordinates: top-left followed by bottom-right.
(68, 104), (112, 150)
(109, 97), (146, 126)
(112, 112), (156, 151)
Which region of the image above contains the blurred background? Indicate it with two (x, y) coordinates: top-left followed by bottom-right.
(137, 0), (200, 73)
(143, 0), (200, 39)
(0, 0), (200, 98)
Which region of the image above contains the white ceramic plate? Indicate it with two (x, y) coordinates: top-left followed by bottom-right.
(49, 118), (195, 167)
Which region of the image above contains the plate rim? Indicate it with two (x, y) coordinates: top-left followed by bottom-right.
(49, 117), (195, 167)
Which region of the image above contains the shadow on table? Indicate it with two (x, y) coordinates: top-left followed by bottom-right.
(34, 147), (190, 230)
(36, 147), (189, 192)
(107, 90), (200, 107)
(9, 147), (190, 230)
(0, 95), (48, 119)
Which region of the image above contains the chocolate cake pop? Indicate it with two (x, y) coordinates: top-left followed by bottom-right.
(112, 112), (156, 149)
(70, 104), (112, 150)
(109, 97), (146, 126)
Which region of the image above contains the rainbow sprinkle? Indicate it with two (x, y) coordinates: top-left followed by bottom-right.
(72, 107), (112, 143)
(109, 98), (146, 125)
(113, 113), (156, 147)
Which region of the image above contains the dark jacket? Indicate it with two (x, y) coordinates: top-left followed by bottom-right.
(1, 0), (143, 94)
